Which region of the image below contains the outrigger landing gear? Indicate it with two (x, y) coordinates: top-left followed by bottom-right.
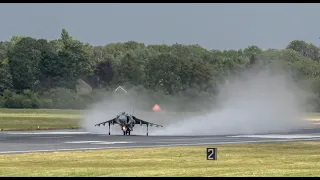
(146, 124), (149, 136)
(108, 122), (111, 135)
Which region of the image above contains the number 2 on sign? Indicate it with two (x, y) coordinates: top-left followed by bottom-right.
(207, 148), (217, 160)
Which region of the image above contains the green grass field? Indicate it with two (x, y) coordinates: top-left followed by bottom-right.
(0, 141), (319, 177)
(0, 108), (82, 131)
(0, 108), (320, 131)
(306, 113), (320, 121)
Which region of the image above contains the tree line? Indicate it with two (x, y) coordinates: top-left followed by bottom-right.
(1, 29), (320, 111)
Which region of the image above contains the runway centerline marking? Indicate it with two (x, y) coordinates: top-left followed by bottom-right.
(64, 141), (104, 144)
(63, 141), (133, 144)
(33, 136), (72, 139)
(229, 134), (320, 139)
(4, 132), (90, 135)
(91, 142), (134, 145)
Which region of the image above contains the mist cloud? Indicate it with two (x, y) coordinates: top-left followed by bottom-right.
(81, 67), (313, 136)
(153, 68), (312, 135)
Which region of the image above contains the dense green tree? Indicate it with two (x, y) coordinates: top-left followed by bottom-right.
(2, 28), (320, 110)
(57, 29), (93, 88)
(286, 40), (320, 61)
(8, 37), (42, 91)
(0, 58), (13, 94)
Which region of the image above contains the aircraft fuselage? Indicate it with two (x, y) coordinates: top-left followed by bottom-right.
(116, 114), (135, 132)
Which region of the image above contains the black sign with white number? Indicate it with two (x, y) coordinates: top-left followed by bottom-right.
(206, 148), (217, 160)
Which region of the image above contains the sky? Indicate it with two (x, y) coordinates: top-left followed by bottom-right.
(1, 3), (320, 50)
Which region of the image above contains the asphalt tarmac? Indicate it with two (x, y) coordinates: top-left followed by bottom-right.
(0, 128), (320, 154)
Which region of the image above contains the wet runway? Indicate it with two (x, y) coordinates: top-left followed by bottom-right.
(0, 128), (320, 154)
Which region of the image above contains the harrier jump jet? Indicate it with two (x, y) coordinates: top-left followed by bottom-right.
(94, 112), (163, 136)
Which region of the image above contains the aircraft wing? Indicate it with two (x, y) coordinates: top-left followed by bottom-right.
(132, 116), (163, 127)
(94, 118), (116, 127)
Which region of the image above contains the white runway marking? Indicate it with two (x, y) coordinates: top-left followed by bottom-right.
(229, 134), (320, 139)
(33, 136), (72, 139)
(91, 142), (133, 145)
(5, 132), (90, 135)
(64, 141), (103, 144)
(1, 138), (320, 154)
(64, 141), (133, 144)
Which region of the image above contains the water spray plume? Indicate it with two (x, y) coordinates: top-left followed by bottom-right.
(152, 68), (312, 136)
(81, 67), (313, 136)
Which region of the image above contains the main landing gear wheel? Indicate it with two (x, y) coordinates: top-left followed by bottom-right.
(123, 130), (131, 135)
(126, 130), (131, 135)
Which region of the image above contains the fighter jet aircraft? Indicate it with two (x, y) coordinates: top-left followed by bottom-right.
(94, 111), (163, 136)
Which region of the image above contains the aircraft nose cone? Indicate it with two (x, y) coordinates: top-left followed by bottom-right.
(119, 116), (126, 123)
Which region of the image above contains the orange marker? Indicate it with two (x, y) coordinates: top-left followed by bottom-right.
(152, 104), (161, 112)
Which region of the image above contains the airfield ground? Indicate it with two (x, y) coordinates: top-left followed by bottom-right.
(0, 108), (320, 131)
(0, 109), (82, 131)
(0, 141), (319, 176)
(0, 109), (320, 176)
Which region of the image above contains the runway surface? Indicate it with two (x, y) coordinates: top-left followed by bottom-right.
(1, 127), (320, 154)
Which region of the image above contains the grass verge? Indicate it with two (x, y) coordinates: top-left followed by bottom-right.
(0, 108), (82, 131)
(0, 141), (319, 176)
(306, 113), (320, 121)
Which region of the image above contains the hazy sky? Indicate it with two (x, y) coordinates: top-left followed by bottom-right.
(1, 3), (320, 50)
